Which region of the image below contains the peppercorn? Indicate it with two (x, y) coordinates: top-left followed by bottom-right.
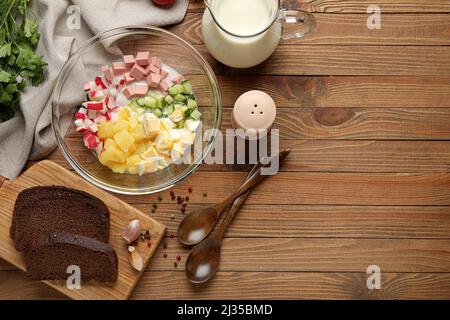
(170, 191), (175, 200)
(176, 255), (181, 261)
(188, 187), (193, 193)
(170, 214), (175, 220)
(181, 207), (186, 214)
(163, 253), (167, 258)
(152, 203), (158, 209)
(177, 196), (183, 204)
(203, 192), (208, 197)
(147, 240), (152, 248)
(174, 262), (178, 268)
(145, 229), (151, 239)
(158, 195), (163, 201)
(162, 241), (168, 249)
(185, 196), (190, 202)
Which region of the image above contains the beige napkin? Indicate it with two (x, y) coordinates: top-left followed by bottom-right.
(0, 0), (189, 179)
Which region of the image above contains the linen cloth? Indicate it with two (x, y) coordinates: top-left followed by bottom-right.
(0, 0), (189, 179)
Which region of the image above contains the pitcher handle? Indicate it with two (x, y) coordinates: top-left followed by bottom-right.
(278, 9), (316, 40)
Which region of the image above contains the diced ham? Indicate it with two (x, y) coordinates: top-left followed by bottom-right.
(124, 73), (135, 84)
(172, 74), (183, 84)
(149, 64), (160, 74)
(101, 66), (113, 82)
(136, 51), (151, 67)
(159, 80), (170, 92)
(151, 56), (162, 69)
(129, 64), (147, 81)
(112, 62), (127, 76)
(123, 55), (135, 67)
(147, 73), (162, 88)
(123, 86), (134, 99)
(86, 101), (104, 111)
(144, 65), (152, 76)
(134, 84), (149, 96)
(160, 69), (168, 80)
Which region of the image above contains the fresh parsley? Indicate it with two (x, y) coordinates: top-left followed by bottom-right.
(0, 0), (47, 122)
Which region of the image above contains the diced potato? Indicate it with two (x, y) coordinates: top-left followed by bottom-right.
(104, 138), (119, 150)
(99, 148), (125, 164)
(129, 117), (139, 129)
(114, 129), (135, 152)
(109, 162), (128, 174)
(134, 142), (148, 155)
(141, 146), (158, 159)
(131, 123), (147, 142)
(98, 121), (114, 139)
(126, 154), (142, 167)
(113, 119), (129, 133)
(119, 107), (131, 120)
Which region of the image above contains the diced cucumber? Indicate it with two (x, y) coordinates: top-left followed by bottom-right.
(163, 104), (174, 116)
(183, 93), (196, 100)
(181, 105), (192, 118)
(128, 100), (139, 109)
(143, 96), (157, 108)
(165, 95), (174, 105)
(177, 119), (186, 128)
(175, 94), (186, 102)
(170, 84), (184, 96)
(182, 80), (193, 94)
(156, 96), (166, 109)
(187, 99), (197, 109)
(137, 98), (146, 107)
(168, 86), (178, 96)
(152, 108), (162, 117)
(190, 109), (202, 120)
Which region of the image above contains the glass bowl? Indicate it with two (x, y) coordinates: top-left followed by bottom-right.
(52, 26), (222, 195)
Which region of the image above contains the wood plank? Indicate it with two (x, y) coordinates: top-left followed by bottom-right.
(2, 270), (450, 300)
(133, 44), (450, 76)
(106, 172), (450, 206)
(221, 45), (450, 76)
(133, 271), (450, 299)
(48, 140), (450, 173)
(203, 76), (450, 108)
(188, 0), (450, 13)
(170, 13), (450, 45)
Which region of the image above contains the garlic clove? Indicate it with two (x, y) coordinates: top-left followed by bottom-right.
(129, 250), (144, 271)
(128, 245), (135, 253)
(123, 219), (141, 244)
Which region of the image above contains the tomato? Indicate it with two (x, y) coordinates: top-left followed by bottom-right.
(152, 0), (176, 7)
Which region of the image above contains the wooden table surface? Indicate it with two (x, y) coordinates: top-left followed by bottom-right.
(2, 0), (450, 300)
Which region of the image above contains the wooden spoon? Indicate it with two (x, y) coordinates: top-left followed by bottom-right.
(177, 149), (290, 246)
(184, 150), (290, 283)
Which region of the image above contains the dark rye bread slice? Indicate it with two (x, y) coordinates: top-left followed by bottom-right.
(10, 186), (110, 252)
(25, 232), (118, 282)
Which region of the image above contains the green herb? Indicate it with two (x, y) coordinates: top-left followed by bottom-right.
(0, 0), (47, 122)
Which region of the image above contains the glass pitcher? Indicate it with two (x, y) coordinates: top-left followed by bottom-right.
(201, 0), (316, 68)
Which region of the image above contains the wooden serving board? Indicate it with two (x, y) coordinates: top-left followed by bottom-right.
(0, 160), (166, 300)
